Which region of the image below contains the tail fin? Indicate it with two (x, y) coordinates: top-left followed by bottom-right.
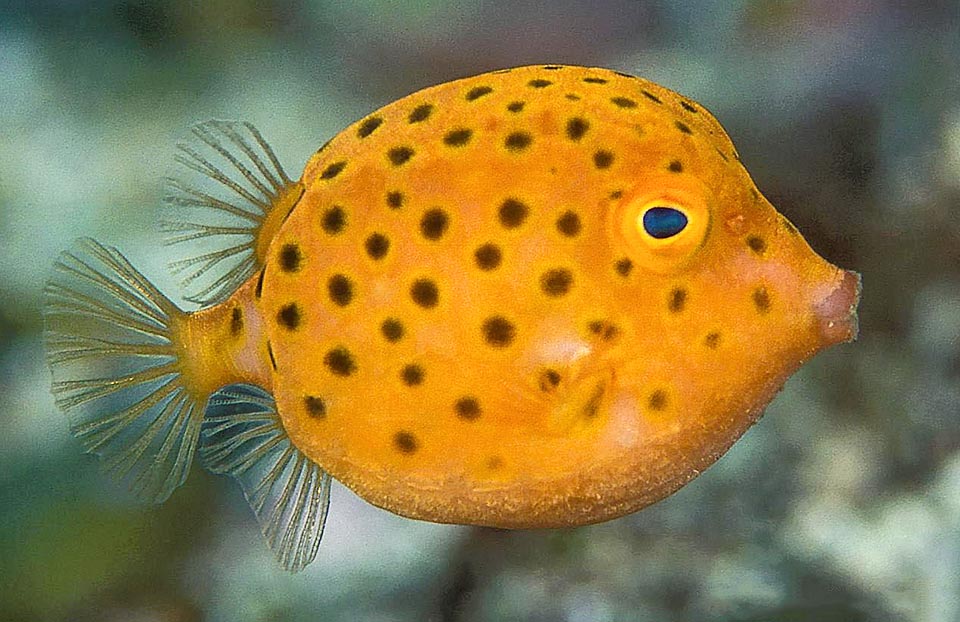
(162, 120), (303, 306)
(42, 238), (204, 503)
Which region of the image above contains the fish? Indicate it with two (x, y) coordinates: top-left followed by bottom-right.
(42, 64), (861, 571)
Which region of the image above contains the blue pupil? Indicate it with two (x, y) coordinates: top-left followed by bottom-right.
(642, 207), (688, 239)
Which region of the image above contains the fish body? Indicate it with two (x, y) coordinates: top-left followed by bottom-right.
(42, 65), (860, 570)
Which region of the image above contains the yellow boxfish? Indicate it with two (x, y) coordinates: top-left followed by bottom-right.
(42, 64), (861, 571)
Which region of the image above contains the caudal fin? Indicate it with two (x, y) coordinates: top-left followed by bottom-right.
(42, 238), (204, 503)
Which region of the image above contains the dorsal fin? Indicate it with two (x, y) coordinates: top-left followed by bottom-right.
(162, 120), (303, 306)
(200, 384), (332, 572)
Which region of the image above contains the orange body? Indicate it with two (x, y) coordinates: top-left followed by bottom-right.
(187, 65), (858, 527)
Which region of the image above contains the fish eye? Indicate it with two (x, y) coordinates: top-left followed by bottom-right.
(642, 207), (688, 239)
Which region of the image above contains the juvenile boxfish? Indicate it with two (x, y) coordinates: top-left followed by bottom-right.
(42, 64), (861, 571)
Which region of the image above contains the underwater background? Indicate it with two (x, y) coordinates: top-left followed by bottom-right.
(1, 1), (958, 620)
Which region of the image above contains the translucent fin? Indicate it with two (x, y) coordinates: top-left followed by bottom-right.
(162, 120), (300, 306)
(42, 238), (204, 503)
(201, 384), (332, 572)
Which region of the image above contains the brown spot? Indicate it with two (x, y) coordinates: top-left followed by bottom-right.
(588, 320), (619, 341)
(611, 96), (637, 108)
(357, 116), (383, 138)
(387, 146), (414, 166)
(641, 90), (662, 104)
(704, 331), (721, 349)
(615, 257), (633, 277)
(667, 160), (683, 173)
(408, 104), (433, 123)
(277, 303), (300, 330)
(400, 364), (424, 386)
(675, 120), (693, 135)
(320, 161), (347, 179)
(328, 274), (353, 307)
(540, 268), (573, 297)
(381, 318), (404, 342)
(539, 369), (562, 391)
(528, 79), (552, 88)
(486, 456), (503, 470)
(322, 206), (347, 234)
(394, 431), (418, 454)
(482, 315), (515, 348)
(556, 211), (581, 237)
(583, 77), (608, 84)
(466, 86), (493, 101)
(668, 288), (687, 313)
(753, 286), (771, 314)
(304, 395), (326, 418)
(230, 307), (243, 336)
(278, 243), (302, 272)
(443, 127), (473, 147)
(386, 191), (404, 209)
(454, 396), (481, 420)
(582, 383), (606, 418)
(507, 101), (525, 113)
(411, 278), (439, 308)
(746, 235), (767, 255)
(324, 347), (356, 377)
(648, 389), (668, 411)
(474, 243), (502, 271)
(593, 150), (614, 169)
(680, 100), (698, 113)
(498, 198), (529, 228)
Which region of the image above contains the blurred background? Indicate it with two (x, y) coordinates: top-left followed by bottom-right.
(1, 1), (959, 620)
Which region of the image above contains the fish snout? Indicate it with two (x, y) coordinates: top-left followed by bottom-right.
(812, 268), (861, 346)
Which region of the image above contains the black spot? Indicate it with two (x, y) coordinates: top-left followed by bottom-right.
(543, 65), (563, 70)
(615, 71), (634, 79)
(386, 191), (404, 209)
(540, 268), (573, 297)
(615, 257), (633, 277)
(328, 274), (353, 307)
(255, 269), (265, 298)
(648, 389), (667, 411)
(365, 233), (389, 260)
(474, 243), (502, 271)
(716, 147), (730, 162)
(322, 206), (347, 234)
(566, 94), (581, 102)
(582, 383), (605, 418)
(266, 340), (277, 370)
(443, 127), (473, 147)
(528, 78), (552, 88)
(230, 307), (243, 336)
(609, 189), (623, 199)
(388, 146), (414, 166)
(507, 101), (525, 113)
(466, 86), (493, 101)
(675, 120), (693, 135)
(277, 303), (300, 330)
(304, 395), (326, 418)
(279, 243), (302, 272)
(482, 315), (515, 348)
(408, 103), (433, 123)
(747, 235), (767, 255)
(539, 369), (562, 391)
(357, 116), (383, 138)
(420, 208), (450, 240)
(753, 286), (771, 314)
(593, 150), (614, 169)
(668, 288), (687, 313)
(641, 90), (662, 104)
(324, 346), (356, 376)
(498, 198), (529, 228)
(381, 318), (404, 342)
(583, 77), (608, 84)
(455, 396), (481, 420)
(588, 320), (619, 341)
(400, 364), (424, 386)
(556, 211), (581, 237)
(704, 331), (721, 349)
(394, 431), (418, 454)
(411, 278), (439, 308)
(680, 100), (698, 113)
(611, 96), (637, 108)
(505, 132), (532, 151)
(320, 161), (347, 179)
(668, 160), (683, 173)
(566, 117), (589, 141)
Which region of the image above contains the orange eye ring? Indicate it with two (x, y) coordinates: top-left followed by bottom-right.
(608, 175), (712, 274)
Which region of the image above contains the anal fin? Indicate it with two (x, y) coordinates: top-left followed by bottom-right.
(200, 384), (331, 572)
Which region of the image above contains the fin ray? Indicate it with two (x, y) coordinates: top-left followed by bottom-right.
(201, 384), (331, 572)
(43, 238), (205, 503)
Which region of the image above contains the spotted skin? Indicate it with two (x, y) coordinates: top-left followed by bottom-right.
(224, 64), (861, 528)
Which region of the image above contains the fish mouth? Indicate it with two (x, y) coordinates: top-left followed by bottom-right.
(813, 268), (861, 346)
